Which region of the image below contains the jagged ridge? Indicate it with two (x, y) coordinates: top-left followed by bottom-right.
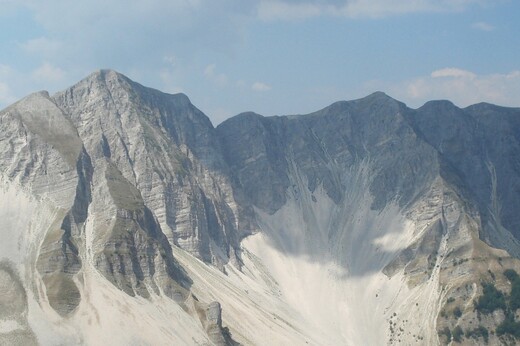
(1, 70), (520, 345)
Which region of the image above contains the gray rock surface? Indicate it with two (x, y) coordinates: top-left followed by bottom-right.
(52, 70), (245, 269)
(408, 101), (520, 255)
(0, 261), (38, 346)
(217, 92), (441, 215)
(1, 70), (520, 345)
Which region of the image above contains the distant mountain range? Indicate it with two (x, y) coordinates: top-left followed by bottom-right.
(1, 69), (520, 345)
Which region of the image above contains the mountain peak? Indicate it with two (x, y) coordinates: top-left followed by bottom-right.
(349, 91), (403, 110)
(359, 91), (396, 102)
(75, 68), (132, 91)
(86, 68), (125, 80)
(2, 70), (520, 345)
(70, 69), (193, 105)
(367, 90), (391, 98)
(419, 99), (458, 110)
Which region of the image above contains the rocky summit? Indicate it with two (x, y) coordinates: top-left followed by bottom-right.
(1, 70), (520, 345)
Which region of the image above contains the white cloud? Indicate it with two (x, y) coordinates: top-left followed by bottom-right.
(0, 0), (21, 16)
(257, 1), (328, 21)
(0, 63), (73, 108)
(204, 64), (216, 76)
(0, 65), (16, 106)
(383, 68), (520, 108)
(472, 21), (495, 31)
(204, 64), (228, 87)
(159, 55), (182, 93)
(256, 0), (492, 20)
(252, 82), (272, 92)
(15, 0), (494, 29)
(2, 1), (244, 83)
(0, 64), (13, 76)
(19, 37), (63, 57)
(32, 62), (65, 83)
(0, 82), (16, 106)
(163, 55), (177, 67)
(431, 67), (476, 79)
(159, 68), (184, 94)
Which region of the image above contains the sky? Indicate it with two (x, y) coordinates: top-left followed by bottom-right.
(0, 0), (519, 124)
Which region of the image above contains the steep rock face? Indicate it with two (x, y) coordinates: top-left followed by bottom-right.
(217, 92), (520, 344)
(0, 261), (38, 345)
(0, 91), (81, 208)
(2, 70), (520, 345)
(89, 160), (190, 300)
(52, 71), (244, 268)
(217, 93), (442, 257)
(0, 72), (236, 345)
(408, 101), (520, 255)
(0, 92), (85, 317)
(218, 93), (440, 217)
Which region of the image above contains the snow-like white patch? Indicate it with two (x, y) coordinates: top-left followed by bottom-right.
(0, 164), (446, 345)
(234, 165), (444, 345)
(0, 179), (37, 264)
(174, 245), (327, 345)
(0, 320), (23, 333)
(242, 232), (443, 345)
(0, 177), (213, 345)
(25, 258), (213, 345)
(0, 176), (64, 281)
(172, 169), (446, 345)
(73, 267), (211, 345)
(242, 233), (398, 345)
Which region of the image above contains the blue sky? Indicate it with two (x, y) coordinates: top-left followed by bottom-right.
(1, 0), (519, 124)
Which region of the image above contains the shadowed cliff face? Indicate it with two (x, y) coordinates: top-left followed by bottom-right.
(214, 94), (520, 344)
(218, 93), (520, 255)
(407, 101), (520, 251)
(216, 93), (446, 278)
(218, 93), (440, 214)
(1, 70), (520, 345)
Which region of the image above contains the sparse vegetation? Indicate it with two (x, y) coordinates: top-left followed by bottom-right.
(452, 326), (464, 343)
(471, 269), (520, 341)
(474, 282), (506, 314)
(504, 269), (520, 311)
(496, 315), (520, 338)
(453, 306), (462, 318)
(453, 258), (469, 266)
(488, 269), (496, 280)
(491, 269), (520, 339)
(439, 326), (452, 343)
(465, 325), (489, 343)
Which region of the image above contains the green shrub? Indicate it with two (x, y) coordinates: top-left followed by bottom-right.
(475, 283), (506, 314)
(439, 327), (451, 342)
(473, 270), (520, 340)
(504, 269), (519, 282)
(453, 306), (462, 318)
(465, 325), (489, 343)
(453, 326), (464, 343)
(504, 269), (520, 311)
(497, 315), (520, 338)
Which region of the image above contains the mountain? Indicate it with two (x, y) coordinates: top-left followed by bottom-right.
(1, 70), (520, 345)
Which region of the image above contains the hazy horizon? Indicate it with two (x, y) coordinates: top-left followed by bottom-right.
(1, 0), (519, 123)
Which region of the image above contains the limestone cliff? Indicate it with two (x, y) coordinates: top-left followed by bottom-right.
(1, 70), (520, 345)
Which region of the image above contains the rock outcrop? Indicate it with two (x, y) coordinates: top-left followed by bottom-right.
(1, 70), (520, 345)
